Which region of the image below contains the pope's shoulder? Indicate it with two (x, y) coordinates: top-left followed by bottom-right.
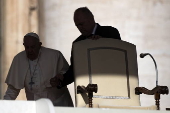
(14, 50), (26, 59)
(41, 46), (62, 55)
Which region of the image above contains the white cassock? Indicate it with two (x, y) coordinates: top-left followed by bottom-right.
(4, 46), (73, 107)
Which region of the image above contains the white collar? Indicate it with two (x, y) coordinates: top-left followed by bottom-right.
(92, 23), (97, 35)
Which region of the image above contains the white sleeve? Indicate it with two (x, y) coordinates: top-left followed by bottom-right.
(57, 51), (69, 74)
(4, 85), (20, 100)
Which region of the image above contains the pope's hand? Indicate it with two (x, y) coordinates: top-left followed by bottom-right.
(50, 74), (63, 87)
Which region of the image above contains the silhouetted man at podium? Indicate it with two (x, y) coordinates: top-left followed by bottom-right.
(50, 7), (121, 88)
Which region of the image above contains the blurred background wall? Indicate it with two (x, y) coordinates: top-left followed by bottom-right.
(0, 0), (170, 110)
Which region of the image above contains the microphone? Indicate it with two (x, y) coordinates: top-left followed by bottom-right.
(140, 53), (158, 86)
(140, 53), (149, 58)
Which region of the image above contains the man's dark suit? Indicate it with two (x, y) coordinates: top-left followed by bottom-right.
(59, 23), (121, 88)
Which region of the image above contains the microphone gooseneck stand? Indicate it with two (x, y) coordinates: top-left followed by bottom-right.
(135, 53), (169, 110)
(77, 84), (98, 108)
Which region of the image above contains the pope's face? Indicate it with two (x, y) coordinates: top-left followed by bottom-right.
(74, 12), (95, 36)
(23, 36), (41, 60)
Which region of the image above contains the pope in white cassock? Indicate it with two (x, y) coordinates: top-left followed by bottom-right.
(4, 32), (73, 107)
